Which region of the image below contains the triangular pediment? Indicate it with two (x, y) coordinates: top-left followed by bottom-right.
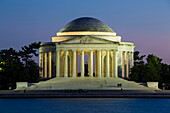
(60, 36), (114, 44)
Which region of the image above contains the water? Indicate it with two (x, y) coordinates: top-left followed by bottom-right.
(0, 98), (170, 113)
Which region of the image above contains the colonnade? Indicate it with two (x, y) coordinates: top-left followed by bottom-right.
(40, 50), (134, 79)
(121, 51), (134, 78)
(40, 51), (52, 78)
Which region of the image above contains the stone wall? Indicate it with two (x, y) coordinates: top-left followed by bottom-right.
(147, 82), (159, 89)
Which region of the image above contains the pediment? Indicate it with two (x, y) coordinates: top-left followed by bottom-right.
(60, 36), (114, 44)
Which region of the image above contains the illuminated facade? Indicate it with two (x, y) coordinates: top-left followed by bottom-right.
(39, 17), (135, 79)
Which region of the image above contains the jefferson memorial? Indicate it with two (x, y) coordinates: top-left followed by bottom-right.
(39, 17), (135, 79)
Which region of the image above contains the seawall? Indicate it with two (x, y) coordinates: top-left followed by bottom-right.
(1, 90), (170, 98)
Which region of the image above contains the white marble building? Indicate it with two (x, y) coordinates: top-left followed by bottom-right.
(39, 17), (135, 79)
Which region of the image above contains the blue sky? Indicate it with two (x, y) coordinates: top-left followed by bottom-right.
(0, 0), (170, 64)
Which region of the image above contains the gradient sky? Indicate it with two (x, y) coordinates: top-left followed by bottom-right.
(0, 0), (170, 64)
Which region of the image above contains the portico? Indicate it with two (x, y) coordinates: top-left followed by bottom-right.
(40, 42), (134, 78)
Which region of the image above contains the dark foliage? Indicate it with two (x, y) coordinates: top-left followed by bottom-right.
(0, 42), (41, 90)
(160, 63), (170, 89)
(130, 51), (170, 89)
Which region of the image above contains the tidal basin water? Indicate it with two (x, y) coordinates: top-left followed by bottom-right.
(0, 98), (170, 113)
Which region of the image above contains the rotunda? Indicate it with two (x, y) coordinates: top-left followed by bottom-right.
(39, 17), (135, 79)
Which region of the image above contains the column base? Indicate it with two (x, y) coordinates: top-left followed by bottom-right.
(72, 75), (76, 78)
(98, 74), (101, 78)
(56, 74), (60, 77)
(106, 74), (110, 78)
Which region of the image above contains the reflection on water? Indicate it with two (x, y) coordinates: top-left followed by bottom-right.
(0, 98), (170, 113)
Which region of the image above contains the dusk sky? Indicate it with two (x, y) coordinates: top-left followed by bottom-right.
(0, 0), (170, 64)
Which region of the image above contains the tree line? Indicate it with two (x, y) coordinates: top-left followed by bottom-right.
(0, 42), (170, 90)
(130, 51), (170, 89)
(0, 42), (41, 90)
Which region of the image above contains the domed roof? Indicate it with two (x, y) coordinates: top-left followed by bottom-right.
(59, 17), (115, 33)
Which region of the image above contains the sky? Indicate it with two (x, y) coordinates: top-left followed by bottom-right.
(0, 0), (170, 64)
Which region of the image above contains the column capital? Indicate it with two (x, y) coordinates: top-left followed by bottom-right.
(97, 49), (102, 51)
(88, 49), (93, 51)
(72, 49), (77, 52)
(118, 50), (123, 52)
(114, 50), (118, 55)
(124, 51), (128, 54)
(113, 49), (118, 52)
(56, 49), (61, 52)
(65, 50), (68, 56)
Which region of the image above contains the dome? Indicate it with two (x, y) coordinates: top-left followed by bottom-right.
(53, 17), (121, 42)
(58, 17), (115, 33)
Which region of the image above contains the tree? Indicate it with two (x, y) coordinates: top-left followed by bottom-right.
(0, 48), (25, 89)
(25, 59), (40, 82)
(0, 42), (41, 90)
(19, 42), (41, 67)
(161, 64), (170, 83)
(130, 52), (162, 83)
(19, 42), (41, 83)
(161, 63), (170, 89)
(130, 51), (146, 82)
(145, 54), (162, 82)
(134, 51), (145, 65)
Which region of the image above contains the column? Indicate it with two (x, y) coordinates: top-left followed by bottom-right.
(90, 50), (93, 77)
(130, 52), (132, 69)
(76, 52), (78, 77)
(72, 50), (76, 78)
(114, 50), (118, 77)
(40, 52), (43, 78)
(48, 51), (52, 78)
(119, 51), (122, 78)
(124, 51), (127, 78)
(106, 50), (110, 77)
(128, 52), (131, 75)
(81, 50), (84, 77)
(98, 50), (101, 77)
(122, 51), (125, 78)
(56, 50), (60, 77)
(132, 52), (134, 67)
(102, 55), (104, 77)
(95, 51), (97, 77)
(44, 52), (47, 78)
(88, 53), (90, 77)
(64, 50), (68, 77)
(126, 52), (129, 78)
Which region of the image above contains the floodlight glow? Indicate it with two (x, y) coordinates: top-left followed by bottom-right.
(57, 32), (116, 36)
